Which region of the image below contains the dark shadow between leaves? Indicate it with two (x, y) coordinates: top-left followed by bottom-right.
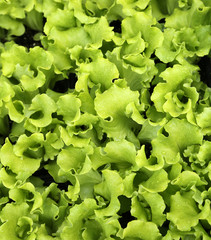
(52, 73), (78, 93)
(109, 20), (122, 33)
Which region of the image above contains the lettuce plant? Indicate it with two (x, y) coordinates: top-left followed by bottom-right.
(0, 0), (211, 239)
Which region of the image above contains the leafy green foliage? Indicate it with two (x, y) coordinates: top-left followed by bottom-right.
(0, 0), (210, 239)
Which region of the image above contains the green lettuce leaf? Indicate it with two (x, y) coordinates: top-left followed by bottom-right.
(94, 84), (140, 140)
(60, 199), (98, 240)
(1, 43), (53, 91)
(152, 118), (203, 164)
(0, 202), (35, 240)
(26, 94), (57, 128)
(151, 64), (199, 119)
(121, 220), (161, 240)
(0, 138), (42, 181)
(167, 191), (210, 231)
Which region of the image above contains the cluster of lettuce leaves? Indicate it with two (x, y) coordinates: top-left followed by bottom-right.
(0, 0), (211, 239)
